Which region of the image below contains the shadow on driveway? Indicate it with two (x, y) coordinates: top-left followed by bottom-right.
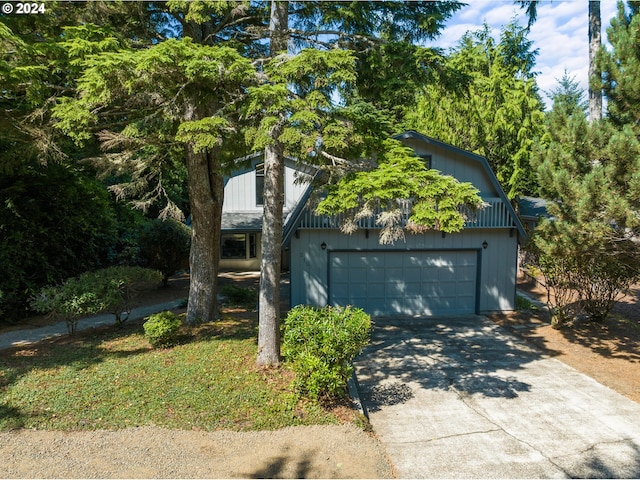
(354, 315), (640, 479)
(359, 315), (538, 412)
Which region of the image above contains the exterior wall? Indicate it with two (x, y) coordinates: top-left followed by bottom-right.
(223, 163), (311, 213)
(290, 228), (518, 314)
(400, 137), (496, 197)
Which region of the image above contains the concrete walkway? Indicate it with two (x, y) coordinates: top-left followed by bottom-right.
(0, 300), (184, 351)
(354, 315), (640, 479)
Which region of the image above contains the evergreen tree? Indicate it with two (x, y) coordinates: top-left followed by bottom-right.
(52, 39), (256, 325)
(405, 21), (545, 198)
(599, 1), (640, 133)
(516, 0), (602, 121)
(529, 78), (640, 326)
(250, 1), (466, 366)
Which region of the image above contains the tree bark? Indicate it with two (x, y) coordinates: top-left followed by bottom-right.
(183, 100), (224, 325)
(257, 0), (288, 366)
(589, 0), (602, 122)
(257, 133), (285, 365)
(185, 146), (224, 325)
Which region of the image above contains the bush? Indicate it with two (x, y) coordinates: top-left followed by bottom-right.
(283, 305), (371, 401)
(143, 311), (182, 348)
(138, 218), (191, 286)
(0, 164), (120, 322)
(219, 284), (257, 308)
(31, 266), (162, 333)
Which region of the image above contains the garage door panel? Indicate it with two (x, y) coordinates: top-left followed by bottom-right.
(329, 250), (477, 316)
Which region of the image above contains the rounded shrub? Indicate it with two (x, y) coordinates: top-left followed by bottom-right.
(143, 311), (182, 348)
(31, 266), (162, 333)
(282, 305), (371, 401)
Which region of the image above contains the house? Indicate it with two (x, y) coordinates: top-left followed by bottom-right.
(222, 131), (527, 316)
(516, 195), (549, 233)
(220, 153), (314, 271)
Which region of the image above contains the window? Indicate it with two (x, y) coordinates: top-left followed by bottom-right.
(255, 163), (264, 206)
(221, 233), (258, 259)
(421, 155), (432, 169)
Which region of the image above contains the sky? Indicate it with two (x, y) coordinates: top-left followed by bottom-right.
(427, 1), (621, 110)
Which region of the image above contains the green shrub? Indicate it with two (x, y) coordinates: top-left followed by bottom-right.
(283, 305), (371, 401)
(31, 266), (162, 333)
(143, 310), (182, 348)
(0, 164), (120, 322)
(138, 218), (191, 286)
(219, 284), (257, 308)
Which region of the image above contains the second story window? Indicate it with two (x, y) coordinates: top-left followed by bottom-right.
(255, 163), (264, 206)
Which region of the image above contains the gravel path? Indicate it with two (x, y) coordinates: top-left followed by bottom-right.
(0, 425), (394, 478)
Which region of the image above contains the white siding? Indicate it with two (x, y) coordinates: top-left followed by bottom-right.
(223, 164), (311, 213)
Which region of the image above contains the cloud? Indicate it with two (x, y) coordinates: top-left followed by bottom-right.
(430, 1), (622, 110)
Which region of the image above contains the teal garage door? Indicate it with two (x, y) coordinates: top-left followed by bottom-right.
(329, 251), (477, 316)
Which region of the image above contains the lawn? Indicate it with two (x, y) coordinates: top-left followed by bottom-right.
(0, 310), (345, 431)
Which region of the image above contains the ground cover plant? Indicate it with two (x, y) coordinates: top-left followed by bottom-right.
(0, 311), (342, 432)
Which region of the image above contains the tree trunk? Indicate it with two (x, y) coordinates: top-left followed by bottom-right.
(257, 0), (288, 366)
(185, 138), (224, 325)
(257, 136), (285, 365)
(589, 0), (602, 122)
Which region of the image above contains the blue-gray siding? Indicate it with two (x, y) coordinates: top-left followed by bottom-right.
(290, 228), (518, 314)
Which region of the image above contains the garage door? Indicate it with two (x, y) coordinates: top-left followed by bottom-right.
(329, 250), (477, 316)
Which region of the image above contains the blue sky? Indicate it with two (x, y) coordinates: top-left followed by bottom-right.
(427, 1), (621, 109)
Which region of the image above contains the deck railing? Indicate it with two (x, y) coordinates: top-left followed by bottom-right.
(297, 197), (515, 230)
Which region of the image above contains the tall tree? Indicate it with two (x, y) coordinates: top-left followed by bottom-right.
(52, 39), (256, 325)
(588, 1), (603, 121)
(257, 0), (288, 366)
(516, 1), (602, 121)
(599, 1), (640, 133)
(252, 1), (464, 366)
(404, 21), (545, 198)
(529, 79), (640, 325)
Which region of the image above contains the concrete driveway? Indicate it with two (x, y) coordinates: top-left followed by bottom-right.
(353, 315), (640, 479)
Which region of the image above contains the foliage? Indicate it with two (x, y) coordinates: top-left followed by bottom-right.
(143, 311), (182, 348)
(219, 284), (257, 308)
(316, 140), (486, 244)
(0, 316), (338, 431)
(245, 48), (357, 160)
(404, 21), (545, 198)
(599, 2), (640, 133)
(138, 219), (191, 286)
(0, 164), (119, 322)
(52, 35), (256, 325)
(530, 220), (640, 327)
(52, 37), (256, 219)
(283, 305), (371, 401)
(527, 80), (640, 327)
(31, 266), (162, 333)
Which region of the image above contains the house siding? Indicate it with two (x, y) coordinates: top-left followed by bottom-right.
(223, 162), (311, 213)
(290, 228), (518, 314)
(401, 137), (496, 196)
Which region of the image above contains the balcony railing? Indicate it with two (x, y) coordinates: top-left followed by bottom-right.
(297, 197), (515, 230)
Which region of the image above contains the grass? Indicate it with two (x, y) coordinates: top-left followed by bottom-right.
(0, 310), (344, 432)
(516, 293), (539, 311)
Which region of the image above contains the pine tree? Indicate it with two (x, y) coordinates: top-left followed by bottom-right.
(251, 1), (464, 366)
(529, 78), (640, 326)
(52, 39), (256, 325)
(599, 1), (640, 133)
(405, 21), (545, 198)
